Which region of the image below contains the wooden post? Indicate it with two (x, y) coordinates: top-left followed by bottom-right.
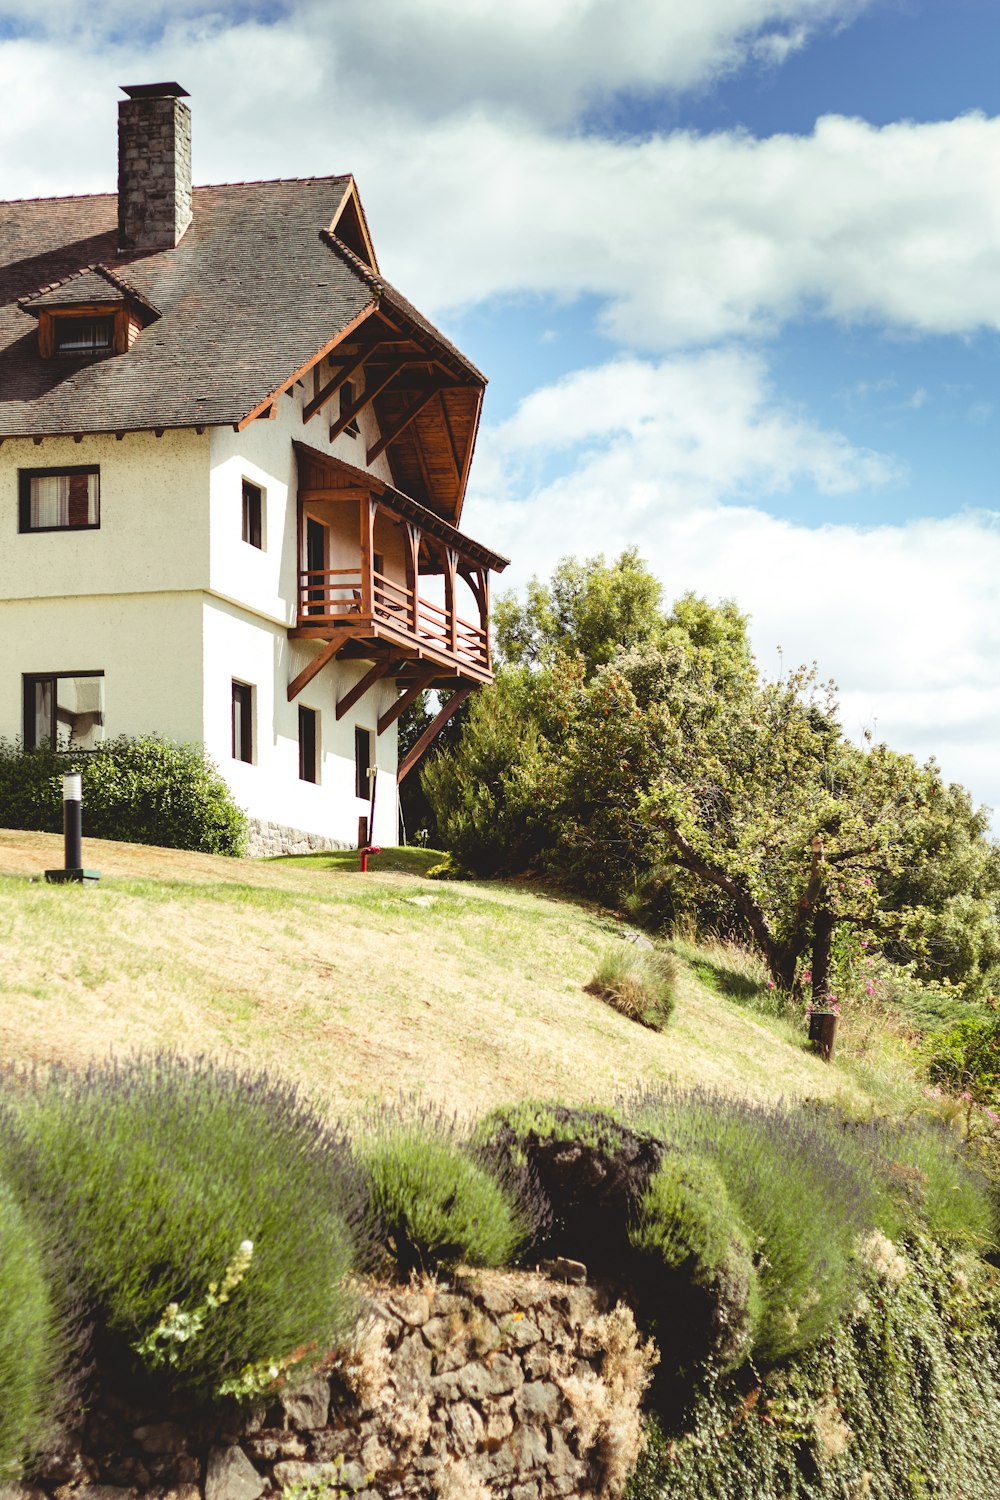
(445, 548), (458, 657)
(360, 496), (377, 616)
(406, 523), (421, 638)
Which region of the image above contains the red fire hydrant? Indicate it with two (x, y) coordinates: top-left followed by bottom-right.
(359, 845), (382, 872)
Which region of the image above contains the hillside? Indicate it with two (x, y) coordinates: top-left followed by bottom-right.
(0, 828), (901, 1116)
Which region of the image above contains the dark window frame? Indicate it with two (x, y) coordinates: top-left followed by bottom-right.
(298, 705), (318, 784)
(18, 465), (100, 534)
(241, 478), (263, 549)
(355, 726), (372, 799)
(22, 670), (105, 751)
(232, 680), (254, 764)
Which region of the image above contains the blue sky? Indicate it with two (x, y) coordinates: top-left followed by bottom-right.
(1, 0), (999, 815)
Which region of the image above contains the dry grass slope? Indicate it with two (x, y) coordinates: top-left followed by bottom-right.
(0, 829), (882, 1117)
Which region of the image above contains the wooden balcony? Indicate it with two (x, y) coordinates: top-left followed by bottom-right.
(294, 565), (492, 681)
(287, 443), (509, 701)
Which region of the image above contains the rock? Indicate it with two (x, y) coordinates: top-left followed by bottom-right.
(391, 1329), (434, 1392)
(406, 895), (435, 908)
(281, 1374), (331, 1430)
(386, 1288), (431, 1326)
(621, 928), (654, 949)
(161, 1487), (201, 1500)
(447, 1402), (485, 1456)
(539, 1257), (587, 1286)
(506, 1315), (542, 1348)
(338, 1461), (370, 1492)
(55, 1488), (136, 1500)
(148, 1457), (201, 1486)
(204, 1447), (265, 1500)
(271, 1462), (342, 1489)
(510, 1482), (541, 1500)
(484, 1352), (523, 1394)
(514, 1381), (561, 1424)
(508, 1426), (549, 1471)
(1, 1487), (48, 1500)
(133, 1423), (187, 1455)
(482, 1405), (515, 1447)
(243, 1434), (307, 1462)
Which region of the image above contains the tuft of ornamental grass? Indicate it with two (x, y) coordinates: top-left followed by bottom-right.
(630, 1153), (761, 1372)
(628, 1086), (880, 1364)
(0, 1055), (364, 1400)
(860, 1116), (996, 1250)
(585, 942), (679, 1031)
(355, 1100), (532, 1275)
(0, 1176), (65, 1479)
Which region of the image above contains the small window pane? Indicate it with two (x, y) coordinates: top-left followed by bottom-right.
(299, 706), (318, 783)
(23, 469), (99, 531)
(232, 681), (253, 763)
(54, 676), (104, 750)
(355, 726), (371, 799)
(55, 318), (114, 356)
(242, 480), (263, 549)
(32, 680), (52, 751)
(23, 673), (104, 751)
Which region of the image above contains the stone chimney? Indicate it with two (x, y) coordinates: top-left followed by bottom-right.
(117, 83), (192, 253)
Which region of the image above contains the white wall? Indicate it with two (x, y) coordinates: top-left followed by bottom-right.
(202, 596), (399, 846)
(0, 591), (205, 746)
(0, 431), (210, 603)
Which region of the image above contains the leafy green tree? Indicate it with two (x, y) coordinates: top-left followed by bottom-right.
(494, 548), (665, 676)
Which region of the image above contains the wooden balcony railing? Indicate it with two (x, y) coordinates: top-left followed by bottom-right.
(297, 567), (490, 675)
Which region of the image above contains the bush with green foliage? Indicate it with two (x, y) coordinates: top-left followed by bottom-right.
(0, 1056), (361, 1398)
(356, 1103), (532, 1274)
(629, 1154), (761, 1372)
(585, 943), (678, 1030)
(629, 1089), (881, 1363)
(0, 1178), (64, 1478)
(924, 1011), (1000, 1102)
(0, 735), (247, 855)
(626, 1238), (1000, 1500)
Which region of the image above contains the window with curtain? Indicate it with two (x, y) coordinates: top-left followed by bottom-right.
(18, 468), (100, 532)
(23, 673), (105, 751)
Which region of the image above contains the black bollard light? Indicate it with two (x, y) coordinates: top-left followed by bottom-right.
(44, 773), (100, 885)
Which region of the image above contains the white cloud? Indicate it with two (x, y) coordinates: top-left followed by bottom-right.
(467, 355), (1000, 813)
(0, 0), (870, 126)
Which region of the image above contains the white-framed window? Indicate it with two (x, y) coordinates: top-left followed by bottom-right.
(232, 680), (254, 763)
(19, 467), (100, 533)
(298, 705), (319, 783)
(23, 671), (105, 750)
(241, 478), (264, 549)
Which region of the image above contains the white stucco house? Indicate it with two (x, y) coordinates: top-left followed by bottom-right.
(0, 83), (507, 853)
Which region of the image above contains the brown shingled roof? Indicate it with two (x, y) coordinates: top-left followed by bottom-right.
(0, 177), (481, 440)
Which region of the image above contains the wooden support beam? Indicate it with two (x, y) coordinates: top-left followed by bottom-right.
(366, 385), (445, 465)
(378, 672), (435, 737)
(287, 639), (341, 702)
(335, 658), (397, 721)
(444, 547), (459, 656)
(329, 364), (407, 443)
(360, 496), (377, 615)
(303, 341), (383, 423)
(404, 522), (421, 638)
(397, 685), (474, 784)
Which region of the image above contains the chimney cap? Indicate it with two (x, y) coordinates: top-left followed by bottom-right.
(120, 82), (190, 99)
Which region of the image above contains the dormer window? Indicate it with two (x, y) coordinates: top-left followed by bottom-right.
(19, 265), (160, 360)
(54, 315), (115, 358)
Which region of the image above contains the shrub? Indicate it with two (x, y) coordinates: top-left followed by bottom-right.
(0, 1055), (362, 1399)
(629, 1154), (761, 1372)
(629, 1088), (879, 1363)
(356, 1103), (531, 1275)
(0, 735), (248, 855)
(585, 943), (678, 1030)
(924, 1012), (1000, 1102)
(475, 1102), (664, 1270)
(0, 1177), (64, 1478)
(626, 1239), (1000, 1500)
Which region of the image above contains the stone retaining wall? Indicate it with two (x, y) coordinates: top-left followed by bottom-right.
(9, 1271), (655, 1500)
(245, 820), (349, 859)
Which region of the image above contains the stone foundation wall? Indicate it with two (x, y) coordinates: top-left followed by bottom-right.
(246, 819), (350, 859)
(10, 1272), (654, 1500)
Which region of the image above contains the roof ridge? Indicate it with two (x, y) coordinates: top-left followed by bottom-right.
(194, 174), (352, 190)
(319, 226), (384, 291)
(0, 189), (115, 206)
(18, 261), (161, 317)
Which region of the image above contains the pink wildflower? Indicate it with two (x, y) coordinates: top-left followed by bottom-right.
(766, 980), (775, 989)
(960, 1091), (973, 1102)
(802, 970), (812, 983)
(865, 981), (876, 997)
(986, 1110), (999, 1123)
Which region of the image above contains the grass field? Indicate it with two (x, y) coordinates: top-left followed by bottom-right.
(0, 829), (919, 1118)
